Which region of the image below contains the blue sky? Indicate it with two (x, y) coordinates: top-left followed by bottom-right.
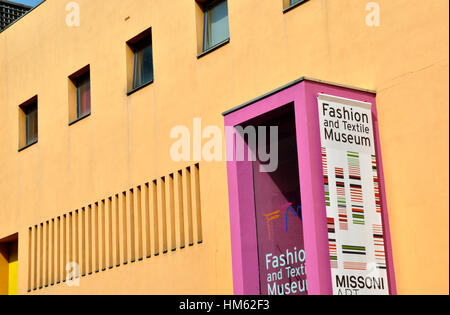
(11, 0), (43, 7)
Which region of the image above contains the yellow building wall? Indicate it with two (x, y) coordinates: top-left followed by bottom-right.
(8, 242), (18, 295)
(0, 0), (448, 294)
(0, 244), (9, 295)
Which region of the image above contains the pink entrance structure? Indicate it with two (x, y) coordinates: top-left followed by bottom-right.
(222, 77), (396, 295)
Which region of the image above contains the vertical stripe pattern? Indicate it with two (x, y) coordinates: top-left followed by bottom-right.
(347, 151), (365, 225)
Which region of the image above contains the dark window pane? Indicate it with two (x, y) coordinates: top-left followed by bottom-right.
(26, 105), (38, 144)
(253, 108), (307, 295)
(252, 109), (307, 295)
(77, 74), (91, 118)
(204, 0), (229, 51)
(133, 43), (153, 89)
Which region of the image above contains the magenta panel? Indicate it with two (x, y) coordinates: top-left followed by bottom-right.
(223, 78), (396, 295)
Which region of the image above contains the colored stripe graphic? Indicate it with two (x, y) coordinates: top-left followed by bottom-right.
(322, 147), (330, 206)
(343, 262), (367, 271)
(327, 218), (337, 268)
(347, 151), (365, 225)
(372, 155), (382, 214)
(373, 224), (387, 269)
(322, 147), (338, 268)
(335, 167), (348, 230)
(342, 245), (366, 256)
(329, 238), (338, 269)
(327, 217), (335, 233)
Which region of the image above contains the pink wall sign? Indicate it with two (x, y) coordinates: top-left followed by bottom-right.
(223, 78), (396, 295)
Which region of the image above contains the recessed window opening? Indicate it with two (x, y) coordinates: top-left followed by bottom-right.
(19, 95), (38, 150)
(68, 65), (91, 125)
(127, 28), (154, 94)
(202, 0), (229, 52)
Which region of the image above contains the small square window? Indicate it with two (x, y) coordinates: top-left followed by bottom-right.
(127, 28), (154, 94)
(202, 0), (229, 52)
(69, 65), (91, 124)
(19, 96), (38, 150)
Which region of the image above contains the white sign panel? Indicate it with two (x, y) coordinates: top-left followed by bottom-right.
(317, 94), (389, 295)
